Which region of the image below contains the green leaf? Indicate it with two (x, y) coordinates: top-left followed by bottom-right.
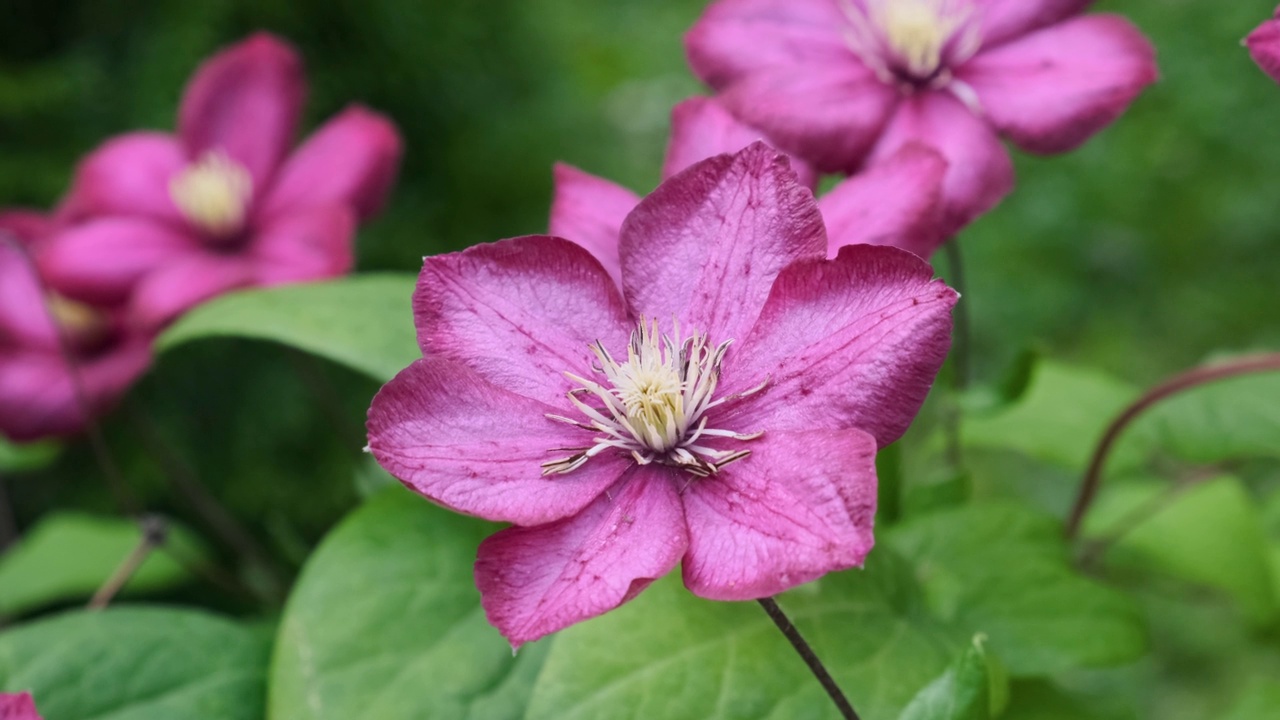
(0, 606), (269, 719)
(897, 635), (998, 720)
(889, 502), (1147, 676)
(0, 436), (59, 472)
(269, 487), (547, 720)
(0, 513), (209, 617)
(157, 274), (419, 382)
(526, 549), (957, 720)
(1223, 679), (1280, 720)
(1084, 476), (1277, 624)
(1128, 367), (1280, 465)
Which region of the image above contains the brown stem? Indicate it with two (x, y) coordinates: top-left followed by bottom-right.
(1064, 353), (1280, 539)
(88, 515), (167, 609)
(0, 471), (16, 549)
(758, 597), (860, 720)
(943, 239), (970, 392)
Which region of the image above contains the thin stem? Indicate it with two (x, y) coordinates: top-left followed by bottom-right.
(943, 239), (971, 392)
(1077, 467), (1217, 567)
(1065, 353), (1280, 539)
(0, 471), (16, 549)
(757, 597), (860, 720)
(88, 515), (167, 609)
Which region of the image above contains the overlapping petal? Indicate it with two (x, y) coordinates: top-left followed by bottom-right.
(249, 204), (355, 284)
(663, 96), (817, 188)
(475, 468), (687, 648)
(818, 144), (947, 259)
(548, 164), (639, 286)
(59, 133), (187, 225)
(367, 358), (624, 526)
(972, 0), (1094, 48)
(129, 255), (255, 331)
(35, 219), (194, 305)
(727, 244), (955, 447)
(621, 143), (826, 345)
(682, 428), (877, 600)
(959, 15), (1158, 154)
(685, 0), (856, 87)
(0, 233), (57, 349)
(1246, 7), (1280, 84)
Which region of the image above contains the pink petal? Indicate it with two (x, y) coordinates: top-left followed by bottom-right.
(868, 92), (1014, 235)
(415, 235), (630, 408)
(258, 105), (403, 221)
(973, 0), (1093, 48)
(0, 234), (57, 349)
(682, 428), (877, 600)
(58, 133), (187, 225)
(0, 210), (55, 245)
(726, 244), (956, 447)
(177, 33), (306, 188)
(0, 692), (42, 720)
(662, 96), (817, 188)
(818, 144), (948, 259)
(475, 468), (688, 648)
(620, 143), (826, 345)
(369, 358), (626, 525)
(960, 15), (1157, 154)
(1247, 10), (1280, 83)
(249, 204), (355, 284)
(35, 218), (196, 305)
(129, 255), (255, 330)
(547, 164), (638, 287)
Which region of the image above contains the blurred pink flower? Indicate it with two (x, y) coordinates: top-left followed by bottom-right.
(0, 692), (42, 720)
(686, 0), (1158, 231)
(0, 212), (150, 442)
(553, 96), (949, 280)
(1247, 7), (1280, 83)
(368, 144), (956, 646)
(40, 32), (403, 330)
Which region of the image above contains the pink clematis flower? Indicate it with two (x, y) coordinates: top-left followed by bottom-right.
(39, 32), (403, 330)
(553, 96), (949, 280)
(368, 144), (957, 647)
(686, 0), (1158, 231)
(0, 692), (42, 720)
(0, 212), (152, 442)
(1247, 6), (1280, 83)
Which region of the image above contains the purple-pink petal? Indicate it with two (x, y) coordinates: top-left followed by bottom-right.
(818, 144), (947, 259)
(547, 164), (638, 286)
(249, 204), (355, 284)
(128, 255), (255, 331)
(1246, 8), (1280, 84)
(663, 96), (817, 188)
(868, 92), (1014, 235)
(682, 428), (877, 601)
(177, 32), (306, 189)
(620, 143), (826, 345)
(258, 105), (403, 222)
(414, 235), (631, 408)
(685, 0), (855, 86)
(475, 468), (688, 648)
(727, 244), (955, 447)
(0, 226), (57, 349)
(58, 133), (187, 225)
(35, 218), (195, 306)
(972, 0), (1094, 49)
(959, 14), (1157, 154)
(0, 692), (42, 720)
(367, 358), (624, 526)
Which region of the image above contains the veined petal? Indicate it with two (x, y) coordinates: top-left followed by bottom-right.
(1247, 9), (1280, 83)
(620, 143), (826, 345)
(868, 92), (1013, 235)
(177, 33), (306, 188)
(129, 255), (255, 330)
(258, 105), (403, 221)
(59, 133), (187, 225)
(663, 97), (817, 188)
(249, 204), (355, 284)
(818, 144), (947, 259)
(726, 244), (955, 447)
(368, 358), (625, 526)
(35, 218), (196, 305)
(972, 0), (1093, 49)
(475, 468), (687, 648)
(415, 235), (631, 408)
(548, 164), (638, 287)
(959, 15), (1157, 154)
(682, 428), (877, 600)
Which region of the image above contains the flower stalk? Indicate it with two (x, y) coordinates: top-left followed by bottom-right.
(758, 597), (860, 720)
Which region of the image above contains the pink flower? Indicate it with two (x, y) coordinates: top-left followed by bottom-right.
(553, 96), (949, 278)
(1247, 6), (1280, 83)
(0, 692), (42, 720)
(39, 32), (403, 330)
(368, 144), (956, 647)
(0, 212), (151, 442)
(686, 0), (1158, 231)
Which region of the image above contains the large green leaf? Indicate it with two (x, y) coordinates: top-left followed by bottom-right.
(525, 549), (957, 720)
(888, 503), (1147, 676)
(157, 274), (419, 382)
(269, 487), (547, 720)
(898, 636), (998, 720)
(0, 513), (209, 617)
(0, 606), (268, 719)
(1223, 679), (1280, 720)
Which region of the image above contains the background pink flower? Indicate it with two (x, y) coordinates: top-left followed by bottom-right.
(0, 692), (42, 720)
(686, 0), (1158, 232)
(38, 32), (403, 330)
(368, 144), (956, 646)
(1247, 6), (1280, 83)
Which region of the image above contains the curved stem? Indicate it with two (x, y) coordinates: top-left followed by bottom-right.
(1064, 353), (1280, 540)
(758, 597), (860, 720)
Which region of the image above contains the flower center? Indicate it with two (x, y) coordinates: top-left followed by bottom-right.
(842, 0), (981, 88)
(169, 150), (253, 238)
(543, 319), (767, 477)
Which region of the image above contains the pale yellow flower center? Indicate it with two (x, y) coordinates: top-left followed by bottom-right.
(169, 150), (252, 237)
(843, 0), (981, 86)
